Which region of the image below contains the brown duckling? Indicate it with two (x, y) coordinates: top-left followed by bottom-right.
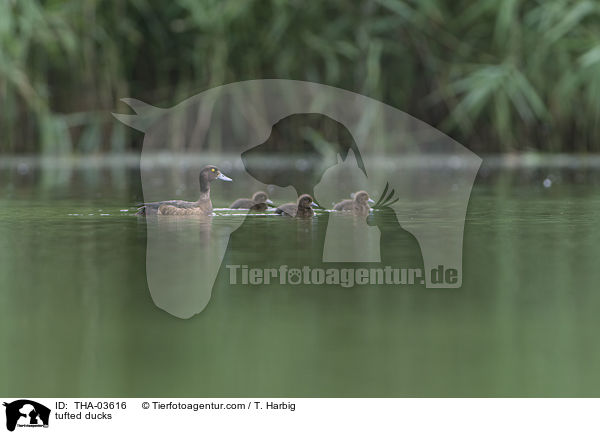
(333, 190), (375, 216)
(136, 165), (232, 216)
(248, 202), (269, 212)
(275, 194), (317, 218)
(229, 191), (274, 210)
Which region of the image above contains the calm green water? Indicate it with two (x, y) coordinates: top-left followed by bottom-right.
(2, 159), (600, 397)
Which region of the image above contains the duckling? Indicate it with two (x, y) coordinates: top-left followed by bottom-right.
(229, 191), (274, 210)
(136, 165), (232, 216)
(275, 194), (317, 218)
(333, 190), (375, 216)
(248, 202), (269, 212)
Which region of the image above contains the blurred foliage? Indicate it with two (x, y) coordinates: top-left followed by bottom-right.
(1, 0), (600, 154)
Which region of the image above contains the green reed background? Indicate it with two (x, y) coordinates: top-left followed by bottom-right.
(1, 0), (600, 154)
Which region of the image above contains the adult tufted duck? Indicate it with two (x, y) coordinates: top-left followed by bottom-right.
(136, 165), (232, 216)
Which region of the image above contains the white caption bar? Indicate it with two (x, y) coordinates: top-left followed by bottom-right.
(1, 398), (598, 433)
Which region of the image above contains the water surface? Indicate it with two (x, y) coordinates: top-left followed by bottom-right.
(1, 157), (600, 397)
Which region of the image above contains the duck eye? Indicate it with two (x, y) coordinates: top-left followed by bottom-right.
(211, 168), (215, 172)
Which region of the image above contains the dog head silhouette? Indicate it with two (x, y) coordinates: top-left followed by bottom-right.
(241, 113), (366, 200)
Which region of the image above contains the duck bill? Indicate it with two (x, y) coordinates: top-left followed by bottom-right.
(310, 202), (318, 207)
(266, 199), (274, 205)
(217, 173), (232, 181)
(368, 198), (375, 204)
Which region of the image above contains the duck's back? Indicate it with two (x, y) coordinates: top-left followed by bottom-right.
(136, 200), (199, 216)
(249, 202), (268, 212)
(333, 199), (353, 211)
(158, 203), (212, 215)
(275, 202), (297, 217)
(230, 198), (254, 209)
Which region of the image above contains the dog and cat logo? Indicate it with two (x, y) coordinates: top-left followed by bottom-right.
(114, 79), (481, 319)
(3, 400), (50, 431)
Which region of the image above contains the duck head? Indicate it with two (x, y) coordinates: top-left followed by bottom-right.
(354, 190), (375, 205)
(199, 165), (232, 192)
(298, 194), (317, 208)
(252, 191), (273, 205)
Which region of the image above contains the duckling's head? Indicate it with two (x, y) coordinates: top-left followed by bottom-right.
(252, 191), (273, 205)
(201, 165), (232, 182)
(354, 190), (374, 205)
(298, 194), (317, 208)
